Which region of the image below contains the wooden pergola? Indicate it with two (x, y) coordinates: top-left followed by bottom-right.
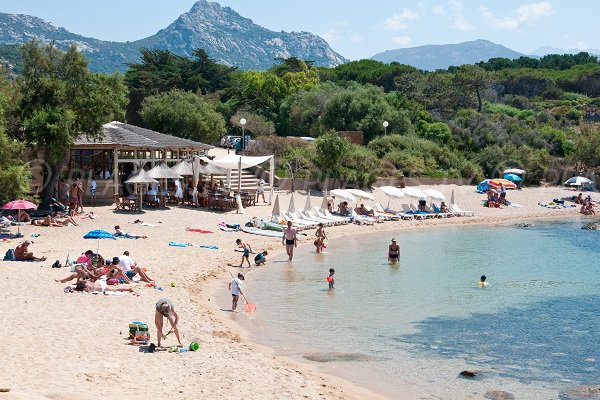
(70, 121), (213, 199)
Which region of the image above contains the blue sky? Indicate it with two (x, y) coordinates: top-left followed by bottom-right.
(0, 1), (597, 59)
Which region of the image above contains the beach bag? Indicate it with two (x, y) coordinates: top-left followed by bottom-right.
(129, 321), (150, 345)
(4, 249), (16, 261)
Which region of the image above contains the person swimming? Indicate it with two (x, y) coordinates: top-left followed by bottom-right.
(478, 275), (488, 287)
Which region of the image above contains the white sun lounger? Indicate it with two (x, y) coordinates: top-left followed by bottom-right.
(377, 203), (413, 220)
(282, 211), (317, 229)
(303, 208), (346, 225)
(296, 209), (336, 226)
(314, 207), (352, 223)
(449, 204), (475, 217)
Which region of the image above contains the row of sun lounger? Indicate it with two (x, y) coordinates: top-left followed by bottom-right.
(270, 202), (474, 229)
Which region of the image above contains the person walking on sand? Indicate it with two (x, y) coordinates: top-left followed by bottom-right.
(388, 238), (400, 263)
(155, 298), (182, 347)
(229, 273), (245, 312)
(236, 238), (252, 268)
(76, 179), (84, 213)
(256, 178), (266, 203)
(89, 176), (97, 206)
(282, 221), (297, 261)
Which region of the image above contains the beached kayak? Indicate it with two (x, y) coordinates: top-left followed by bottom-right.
(242, 226), (283, 238)
(263, 221), (284, 232)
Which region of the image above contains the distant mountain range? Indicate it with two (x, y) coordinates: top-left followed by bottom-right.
(0, 0), (347, 73)
(531, 45), (600, 57)
(371, 39), (527, 70)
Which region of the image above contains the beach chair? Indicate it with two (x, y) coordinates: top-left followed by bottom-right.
(313, 207), (352, 224)
(401, 204), (426, 220)
(449, 204), (475, 217)
(282, 211), (317, 229)
(295, 209), (334, 226)
(378, 203), (413, 220)
(301, 208), (343, 226)
(410, 204), (435, 219)
(351, 210), (376, 225)
(432, 203), (459, 218)
(373, 204), (401, 221)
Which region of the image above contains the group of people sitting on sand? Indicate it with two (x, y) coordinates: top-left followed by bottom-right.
(576, 193), (596, 215)
(56, 249), (154, 294)
(486, 184), (508, 208)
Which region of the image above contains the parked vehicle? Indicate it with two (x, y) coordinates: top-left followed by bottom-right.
(220, 135), (239, 148)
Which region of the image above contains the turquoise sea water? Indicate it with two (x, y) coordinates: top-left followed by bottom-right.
(233, 219), (600, 399)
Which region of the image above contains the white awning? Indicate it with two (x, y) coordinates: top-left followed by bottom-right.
(207, 154), (272, 170)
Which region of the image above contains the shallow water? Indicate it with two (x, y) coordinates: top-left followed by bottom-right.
(233, 219), (600, 399)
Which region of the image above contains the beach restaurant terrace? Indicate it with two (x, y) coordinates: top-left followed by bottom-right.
(67, 121), (213, 200)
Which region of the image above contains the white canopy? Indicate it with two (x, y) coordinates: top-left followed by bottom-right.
(380, 186), (405, 199)
(423, 189), (446, 201)
(504, 168), (525, 175)
(330, 189), (356, 203)
(204, 154), (275, 205)
(346, 189), (375, 201)
(402, 187), (427, 199)
(564, 176), (593, 186)
(207, 154), (272, 170)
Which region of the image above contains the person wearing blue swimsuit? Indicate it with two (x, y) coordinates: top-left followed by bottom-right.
(236, 238), (252, 268)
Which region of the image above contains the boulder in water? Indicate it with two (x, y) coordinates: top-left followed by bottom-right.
(560, 386), (600, 400)
(484, 391), (515, 400)
(581, 222), (600, 230)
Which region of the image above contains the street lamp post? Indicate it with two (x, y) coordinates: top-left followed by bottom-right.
(240, 118), (247, 153)
(383, 120), (389, 136)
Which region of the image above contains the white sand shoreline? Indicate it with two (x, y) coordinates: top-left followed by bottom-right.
(0, 184), (595, 400)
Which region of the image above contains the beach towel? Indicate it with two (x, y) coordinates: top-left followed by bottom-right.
(185, 228), (213, 234)
(0, 233), (23, 239)
(128, 221), (158, 227)
(168, 242), (219, 250)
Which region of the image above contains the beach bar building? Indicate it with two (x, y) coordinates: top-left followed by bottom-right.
(66, 121), (213, 201)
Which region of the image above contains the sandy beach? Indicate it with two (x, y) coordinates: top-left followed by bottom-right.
(0, 183), (592, 400)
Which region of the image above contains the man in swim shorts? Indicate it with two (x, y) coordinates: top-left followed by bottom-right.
(388, 238), (400, 263)
(282, 221), (297, 261)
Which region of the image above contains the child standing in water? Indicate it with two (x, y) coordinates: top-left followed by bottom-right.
(327, 268), (335, 289)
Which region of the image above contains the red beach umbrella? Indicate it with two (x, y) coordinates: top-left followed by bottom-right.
(2, 199), (37, 235)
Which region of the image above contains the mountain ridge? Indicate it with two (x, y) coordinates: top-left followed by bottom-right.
(371, 39), (526, 70)
(0, 0), (347, 73)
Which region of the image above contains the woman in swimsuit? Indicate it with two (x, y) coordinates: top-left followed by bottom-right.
(236, 239), (252, 268)
(388, 238), (400, 263)
(314, 223), (326, 253)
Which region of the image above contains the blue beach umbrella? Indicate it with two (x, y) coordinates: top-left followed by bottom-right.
(84, 229), (116, 254)
(503, 173), (522, 182)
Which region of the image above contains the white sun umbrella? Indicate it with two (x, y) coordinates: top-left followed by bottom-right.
(564, 176), (593, 186)
(402, 187), (427, 200)
(451, 189), (456, 205)
(125, 169), (158, 211)
(288, 193), (296, 214)
(171, 160), (194, 176)
(346, 189), (375, 202)
(148, 163), (182, 207)
(423, 189), (446, 201)
(504, 168), (525, 175)
(272, 194), (281, 218)
(330, 189), (356, 203)
(321, 193), (328, 210)
(304, 190), (312, 211)
(380, 186), (404, 208)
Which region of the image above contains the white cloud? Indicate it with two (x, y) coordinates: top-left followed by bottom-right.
(432, 4), (446, 15)
(349, 34), (364, 44)
(391, 35), (412, 47)
(449, 0), (473, 31)
(383, 8), (418, 31)
(481, 2), (554, 31)
(574, 41), (589, 50)
(320, 28), (341, 43)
